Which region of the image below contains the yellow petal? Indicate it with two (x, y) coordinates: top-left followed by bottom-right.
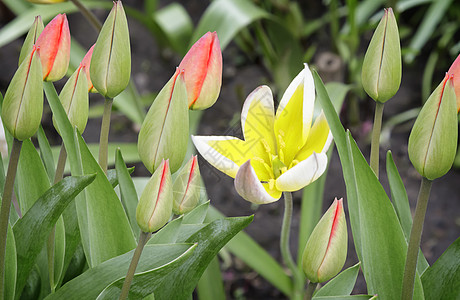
(274, 64), (315, 166)
(241, 85), (276, 163)
(295, 111), (332, 162)
(235, 160), (281, 204)
(192, 135), (252, 178)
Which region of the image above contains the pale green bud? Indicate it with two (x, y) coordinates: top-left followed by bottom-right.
(90, 0), (130, 98)
(362, 8), (401, 103)
(136, 159), (173, 232)
(408, 74), (458, 180)
(302, 198), (347, 283)
(2, 46), (43, 140)
(173, 155), (202, 215)
(138, 69), (189, 174)
(18, 15), (44, 66)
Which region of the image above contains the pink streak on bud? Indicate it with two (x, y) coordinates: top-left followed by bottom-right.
(447, 54), (460, 112)
(148, 159), (169, 228)
(81, 44), (95, 92)
(36, 14), (70, 81)
(183, 155), (198, 198)
(178, 31), (222, 109)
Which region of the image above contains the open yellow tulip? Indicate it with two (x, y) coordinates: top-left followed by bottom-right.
(192, 64), (332, 204)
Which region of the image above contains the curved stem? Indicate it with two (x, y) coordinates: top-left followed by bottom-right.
(401, 177), (432, 300)
(370, 101), (384, 178)
(281, 192), (303, 300)
(69, 0), (102, 32)
(0, 139), (22, 300)
(98, 97), (113, 174)
(119, 231), (151, 300)
(305, 281), (318, 300)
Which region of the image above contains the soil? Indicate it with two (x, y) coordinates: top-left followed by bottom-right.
(0, 1), (459, 299)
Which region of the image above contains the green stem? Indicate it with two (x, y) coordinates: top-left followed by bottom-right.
(119, 231), (151, 300)
(305, 281), (318, 300)
(281, 192), (303, 300)
(0, 139), (22, 300)
(69, 0), (102, 32)
(99, 97), (113, 174)
(47, 145), (67, 292)
(370, 101), (384, 178)
(401, 177), (432, 300)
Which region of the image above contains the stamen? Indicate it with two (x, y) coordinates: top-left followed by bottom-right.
(261, 139), (271, 154)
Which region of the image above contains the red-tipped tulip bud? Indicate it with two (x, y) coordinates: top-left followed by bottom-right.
(53, 65), (89, 134)
(362, 8), (401, 103)
(178, 31), (222, 110)
(138, 69), (189, 174)
(173, 155), (202, 215)
(302, 198), (347, 283)
(136, 159), (173, 232)
(35, 14), (70, 82)
(408, 74), (458, 180)
(18, 16), (43, 66)
(2, 46), (43, 140)
(447, 54), (460, 112)
(80, 44), (97, 93)
(90, 0), (130, 98)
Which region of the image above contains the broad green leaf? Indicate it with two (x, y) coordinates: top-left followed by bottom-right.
(148, 216), (183, 245)
(115, 149), (139, 238)
(75, 133), (136, 267)
(153, 3), (193, 55)
(386, 151), (429, 274)
(183, 201), (209, 224)
(315, 262), (360, 297)
(421, 237), (460, 300)
(314, 296), (375, 300)
(193, 0), (268, 50)
(206, 206), (292, 297)
(13, 174), (96, 298)
(5, 224), (16, 300)
(346, 133), (424, 300)
(44, 244), (195, 300)
(36, 126), (55, 183)
(135, 216), (253, 299)
(197, 257), (225, 300)
(53, 216), (66, 289)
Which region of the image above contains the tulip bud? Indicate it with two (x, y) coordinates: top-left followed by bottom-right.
(136, 159), (173, 232)
(173, 155), (202, 215)
(408, 74), (457, 180)
(2, 46), (43, 140)
(35, 14), (70, 82)
(447, 54), (460, 112)
(362, 8), (401, 103)
(80, 44), (97, 93)
(178, 31), (222, 110)
(18, 16), (44, 66)
(90, 0), (130, 98)
(138, 69), (189, 174)
(302, 198), (347, 283)
(53, 65), (89, 134)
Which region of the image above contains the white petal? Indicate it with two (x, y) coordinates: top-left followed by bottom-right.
(322, 131), (333, 153)
(235, 160), (280, 204)
(276, 63), (315, 141)
(275, 152), (328, 192)
(191, 135), (241, 178)
(241, 85), (274, 134)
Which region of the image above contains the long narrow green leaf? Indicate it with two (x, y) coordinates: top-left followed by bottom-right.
(315, 263), (361, 297)
(193, 0), (268, 50)
(115, 149), (139, 238)
(197, 256), (226, 300)
(5, 225), (16, 300)
(314, 296), (374, 300)
(386, 151), (429, 274)
(44, 244), (195, 300)
(421, 237), (460, 299)
(36, 126), (55, 183)
(13, 174), (96, 298)
(206, 206), (292, 297)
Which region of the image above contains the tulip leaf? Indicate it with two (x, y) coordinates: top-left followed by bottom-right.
(386, 151), (429, 274)
(5, 224), (16, 300)
(183, 201), (209, 224)
(421, 237), (460, 299)
(193, 0), (268, 50)
(148, 217), (184, 245)
(197, 256), (226, 300)
(315, 262), (360, 297)
(206, 206), (292, 297)
(13, 174), (96, 298)
(314, 296), (375, 300)
(36, 126), (56, 183)
(115, 149), (140, 238)
(44, 244), (195, 300)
